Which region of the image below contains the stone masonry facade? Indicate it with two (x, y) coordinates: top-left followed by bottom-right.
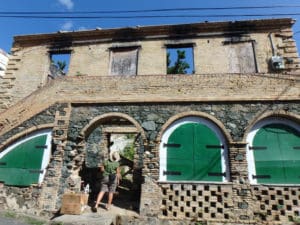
(0, 18), (299, 224)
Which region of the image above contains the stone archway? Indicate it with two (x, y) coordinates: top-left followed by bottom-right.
(78, 112), (147, 212)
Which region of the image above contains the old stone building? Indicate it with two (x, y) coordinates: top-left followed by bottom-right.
(0, 17), (299, 224)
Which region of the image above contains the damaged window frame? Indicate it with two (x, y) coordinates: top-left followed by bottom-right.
(48, 49), (72, 79)
(223, 35), (259, 73)
(165, 43), (195, 75)
(108, 45), (140, 76)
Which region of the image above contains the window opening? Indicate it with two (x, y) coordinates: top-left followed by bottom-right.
(167, 46), (194, 74)
(109, 47), (138, 76)
(49, 52), (71, 77)
(225, 41), (257, 73)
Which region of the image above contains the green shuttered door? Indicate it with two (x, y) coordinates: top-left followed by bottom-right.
(253, 124), (300, 184)
(0, 134), (47, 186)
(166, 123), (222, 181)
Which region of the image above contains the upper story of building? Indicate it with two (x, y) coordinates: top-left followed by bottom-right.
(0, 18), (299, 113)
(10, 17), (300, 75)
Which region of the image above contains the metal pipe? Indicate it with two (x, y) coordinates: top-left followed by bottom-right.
(268, 33), (276, 56)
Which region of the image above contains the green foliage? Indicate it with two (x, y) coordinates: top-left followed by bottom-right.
(76, 71), (83, 76)
(24, 216), (45, 225)
(2, 211), (47, 225)
(50, 222), (64, 225)
(3, 211), (16, 218)
(56, 60), (66, 71)
(123, 143), (135, 161)
(293, 217), (300, 225)
(167, 50), (190, 74)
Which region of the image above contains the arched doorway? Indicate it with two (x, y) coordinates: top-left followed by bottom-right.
(246, 117), (300, 184)
(160, 116), (229, 182)
(79, 113), (146, 212)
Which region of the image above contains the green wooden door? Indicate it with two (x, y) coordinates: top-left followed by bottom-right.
(253, 124), (300, 184)
(0, 134), (48, 186)
(166, 123), (223, 181)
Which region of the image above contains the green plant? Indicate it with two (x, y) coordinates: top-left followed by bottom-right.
(56, 60), (66, 71)
(24, 216), (45, 225)
(3, 211), (16, 218)
(293, 216), (300, 225)
(50, 222), (64, 225)
(167, 50), (190, 74)
(123, 143), (135, 161)
(76, 71), (83, 76)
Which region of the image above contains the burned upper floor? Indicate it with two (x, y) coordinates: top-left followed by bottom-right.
(1, 17), (299, 110)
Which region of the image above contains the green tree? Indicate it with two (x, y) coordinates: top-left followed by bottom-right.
(56, 60), (66, 72)
(167, 50), (190, 74)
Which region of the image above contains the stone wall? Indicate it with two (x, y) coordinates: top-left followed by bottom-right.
(0, 101), (299, 223)
(65, 102), (299, 223)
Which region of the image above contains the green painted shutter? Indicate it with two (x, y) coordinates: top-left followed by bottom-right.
(194, 124), (222, 182)
(278, 125), (300, 184)
(166, 123), (222, 181)
(167, 123), (194, 180)
(0, 134), (47, 186)
(253, 124), (300, 184)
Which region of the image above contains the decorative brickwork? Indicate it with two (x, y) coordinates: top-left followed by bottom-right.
(160, 183), (234, 221)
(252, 186), (300, 223)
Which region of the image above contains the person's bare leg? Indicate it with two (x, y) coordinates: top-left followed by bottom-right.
(95, 191), (105, 207)
(106, 192), (113, 209)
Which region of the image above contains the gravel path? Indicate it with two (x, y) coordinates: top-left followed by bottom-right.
(0, 217), (30, 225)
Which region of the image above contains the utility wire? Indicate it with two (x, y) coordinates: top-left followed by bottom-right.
(1, 5), (300, 14)
(0, 13), (300, 19)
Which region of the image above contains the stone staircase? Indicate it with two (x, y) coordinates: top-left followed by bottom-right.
(0, 73), (298, 139)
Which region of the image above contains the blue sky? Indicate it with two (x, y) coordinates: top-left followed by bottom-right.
(1, 0), (300, 53)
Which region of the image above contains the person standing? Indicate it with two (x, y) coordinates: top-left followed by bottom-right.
(92, 151), (121, 212)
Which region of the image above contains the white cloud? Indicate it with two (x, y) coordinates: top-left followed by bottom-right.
(57, 0), (74, 10)
(78, 26), (87, 31)
(61, 21), (73, 30)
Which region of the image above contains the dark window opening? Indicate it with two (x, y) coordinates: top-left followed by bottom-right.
(167, 46), (194, 75)
(49, 52), (71, 78)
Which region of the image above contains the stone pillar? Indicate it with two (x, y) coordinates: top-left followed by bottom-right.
(139, 176), (162, 217)
(229, 142), (255, 222)
(38, 103), (71, 214)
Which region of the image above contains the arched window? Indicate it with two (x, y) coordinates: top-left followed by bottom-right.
(0, 129), (52, 186)
(247, 118), (300, 184)
(160, 117), (229, 182)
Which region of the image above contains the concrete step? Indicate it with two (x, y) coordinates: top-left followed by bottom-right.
(51, 205), (139, 225)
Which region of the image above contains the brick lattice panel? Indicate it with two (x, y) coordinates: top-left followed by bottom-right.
(160, 183), (233, 221)
(252, 186), (300, 222)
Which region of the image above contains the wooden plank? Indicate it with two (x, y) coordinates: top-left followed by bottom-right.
(60, 193), (88, 215)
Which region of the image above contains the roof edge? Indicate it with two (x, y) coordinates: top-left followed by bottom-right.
(13, 17), (295, 47)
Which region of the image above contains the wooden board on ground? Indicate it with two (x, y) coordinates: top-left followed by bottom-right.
(60, 193), (88, 215)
